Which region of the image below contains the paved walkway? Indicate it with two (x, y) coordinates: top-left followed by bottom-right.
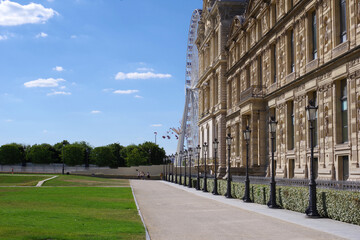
(131, 180), (360, 240)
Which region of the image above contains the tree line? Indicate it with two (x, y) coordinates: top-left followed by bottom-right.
(0, 141), (166, 168)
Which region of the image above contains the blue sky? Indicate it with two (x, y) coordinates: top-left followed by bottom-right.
(0, 0), (202, 154)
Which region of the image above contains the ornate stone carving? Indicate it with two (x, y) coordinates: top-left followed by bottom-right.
(324, 106), (329, 136)
(299, 115), (304, 140)
(324, 17), (329, 44)
(358, 0), (360, 22)
(358, 95), (360, 131)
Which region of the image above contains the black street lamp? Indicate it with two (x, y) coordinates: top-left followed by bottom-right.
(163, 156), (166, 181)
(175, 152), (178, 183)
(179, 151), (183, 185)
(203, 142), (208, 192)
(183, 149), (188, 186)
(166, 156), (169, 181)
(188, 148), (193, 188)
(172, 154), (175, 182)
(268, 117), (279, 208)
(225, 134), (232, 198)
(196, 145), (201, 190)
(213, 138), (219, 195)
(305, 100), (320, 217)
(243, 126), (252, 202)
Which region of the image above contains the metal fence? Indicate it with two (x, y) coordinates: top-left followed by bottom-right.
(232, 175), (360, 192)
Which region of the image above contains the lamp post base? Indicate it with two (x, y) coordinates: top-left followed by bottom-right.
(305, 207), (320, 218)
(213, 178), (218, 195)
(203, 178), (207, 192)
(243, 178), (252, 202)
(196, 177), (200, 190)
(267, 201), (280, 208)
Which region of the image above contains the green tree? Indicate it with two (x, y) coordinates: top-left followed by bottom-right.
(53, 140), (70, 163)
(73, 141), (92, 167)
(26, 144), (57, 164)
(90, 146), (117, 167)
(124, 147), (147, 167)
(62, 144), (85, 166)
(107, 143), (125, 167)
(139, 141), (166, 165)
(0, 144), (22, 165)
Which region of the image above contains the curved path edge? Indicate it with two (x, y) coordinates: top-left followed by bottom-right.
(130, 182), (151, 240)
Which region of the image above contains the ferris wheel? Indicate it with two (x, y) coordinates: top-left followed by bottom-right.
(176, 9), (202, 163)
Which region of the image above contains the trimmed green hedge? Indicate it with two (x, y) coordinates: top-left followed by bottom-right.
(186, 178), (360, 225)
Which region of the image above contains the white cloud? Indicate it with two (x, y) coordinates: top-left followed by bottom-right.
(113, 89), (139, 94)
(70, 35), (77, 39)
(53, 66), (64, 72)
(0, 34), (8, 40)
(102, 88), (113, 92)
(136, 67), (154, 72)
(134, 95), (143, 99)
(151, 124), (162, 127)
(24, 78), (65, 88)
(0, 0), (58, 26)
(43, 129), (48, 134)
(36, 32), (48, 38)
(47, 91), (71, 96)
(4, 119), (13, 122)
(115, 71), (172, 80)
(90, 110), (101, 114)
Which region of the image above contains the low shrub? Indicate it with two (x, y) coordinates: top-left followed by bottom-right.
(179, 177), (360, 226)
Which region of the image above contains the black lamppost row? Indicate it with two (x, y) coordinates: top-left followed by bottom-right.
(183, 149), (188, 186)
(188, 148), (193, 188)
(175, 152), (178, 183)
(166, 156), (169, 181)
(243, 126), (252, 202)
(172, 154), (175, 183)
(213, 138), (219, 195)
(196, 145), (201, 190)
(168, 155), (172, 182)
(163, 156), (166, 181)
(203, 142), (208, 192)
(268, 117), (279, 208)
(305, 100), (320, 217)
(225, 134), (232, 198)
(179, 151), (183, 185)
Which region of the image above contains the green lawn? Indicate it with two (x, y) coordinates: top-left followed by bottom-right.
(44, 175), (130, 187)
(0, 174), (50, 186)
(0, 176), (144, 240)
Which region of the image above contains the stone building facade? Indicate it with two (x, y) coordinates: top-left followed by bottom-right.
(196, 0), (247, 176)
(197, 0), (360, 180)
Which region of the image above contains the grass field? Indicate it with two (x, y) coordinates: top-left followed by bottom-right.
(44, 175), (130, 187)
(0, 174), (144, 240)
(0, 174), (51, 186)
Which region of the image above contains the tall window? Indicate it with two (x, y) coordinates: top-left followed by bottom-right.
(214, 75), (219, 105)
(272, 44), (277, 83)
(340, 0), (347, 43)
(258, 55), (263, 88)
(288, 101), (295, 150)
(246, 66), (250, 89)
(311, 11), (317, 59)
(290, 30), (295, 72)
(340, 79), (348, 142)
(228, 80), (232, 108)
